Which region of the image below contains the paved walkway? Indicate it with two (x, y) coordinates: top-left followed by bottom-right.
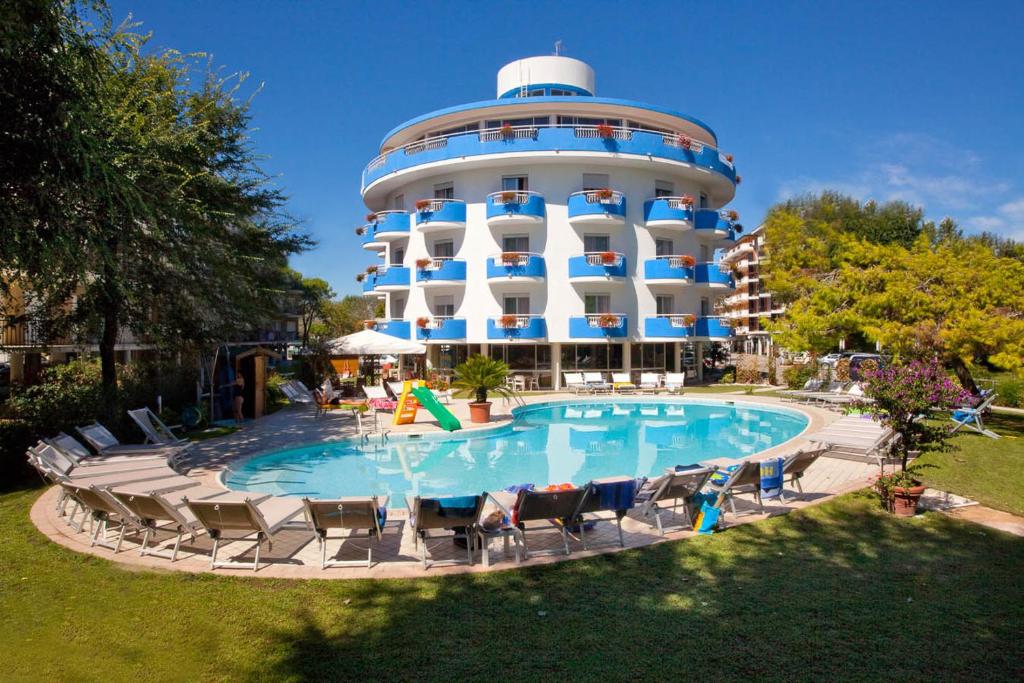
(32, 393), (880, 579)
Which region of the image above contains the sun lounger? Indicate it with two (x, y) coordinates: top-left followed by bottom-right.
(638, 372), (662, 393)
(950, 391), (1000, 439)
(57, 480), (148, 549)
(664, 372), (686, 392)
(73, 424), (185, 463)
(506, 486), (590, 559)
(780, 447), (827, 499)
(572, 476), (637, 548)
(127, 408), (192, 451)
(183, 495), (305, 571)
(280, 381), (314, 405)
(302, 496), (388, 569)
(406, 494), (485, 569)
(707, 460), (764, 517)
(778, 378), (822, 400)
(583, 372), (612, 393)
(611, 372), (637, 394)
(562, 372), (590, 394)
(635, 465), (718, 534)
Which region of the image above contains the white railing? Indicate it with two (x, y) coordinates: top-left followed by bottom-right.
(584, 251), (624, 267)
(373, 209), (407, 222)
(487, 190), (541, 205)
(416, 256), (462, 271)
(573, 125), (633, 141)
(479, 126), (539, 142)
(414, 198), (464, 213)
(418, 315), (455, 330)
(657, 254), (695, 269)
(366, 154), (388, 171)
(491, 251), (538, 267)
(655, 314), (696, 328)
(647, 195), (696, 210)
(493, 315), (534, 329)
(571, 189), (625, 205)
(662, 133), (706, 153)
(405, 136), (448, 156)
(585, 313), (624, 328)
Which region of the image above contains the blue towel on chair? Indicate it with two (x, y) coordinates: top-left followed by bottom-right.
(760, 457), (784, 500)
(432, 495), (479, 518)
(952, 410), (975, 423)
(592, 479), (636, 512)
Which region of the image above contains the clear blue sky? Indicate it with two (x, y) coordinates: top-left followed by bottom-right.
(107, 0), (1024, 296)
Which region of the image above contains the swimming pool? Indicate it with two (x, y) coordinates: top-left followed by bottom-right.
(224, 399), (809, 499)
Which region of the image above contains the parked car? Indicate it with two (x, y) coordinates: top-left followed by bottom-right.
(842, 353), (886, 381)
(820, 353), (843, 366)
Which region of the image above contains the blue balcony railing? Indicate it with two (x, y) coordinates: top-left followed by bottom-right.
(415, 258), (467, 284)
(644, 256), (693, 281)
(486, 315), (547, 340)
(414, 199), (466, 228)
(693, 262), (735, 288)
(569, 314), (628, 339)
(643, 197), (694, 225)
(361, 273), (376, 294)
(644, 315), (694, 339)
(485, 191), (546, 221)
(567, 190), (627, 221)
(374, 266), (410, 290)
(568, 253), (628, 279)
(362, 125), (737, 191)
(359, 224), (382, 248)
(372, 210), (410, 237)
(694, 317), (733, 338)
(694, 209), (737, 240)
(376, 319), (410, 339)
(416, 317), (466, 341)
(486, 253), (546, 279)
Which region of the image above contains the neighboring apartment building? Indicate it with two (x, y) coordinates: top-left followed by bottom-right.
(718, 224), (785, 355)
(355, 55), (741, 388)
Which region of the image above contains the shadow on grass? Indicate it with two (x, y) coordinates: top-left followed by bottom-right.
(247, 492), (1024, 681)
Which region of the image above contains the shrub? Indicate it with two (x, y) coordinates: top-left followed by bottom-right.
(783, 364), (815, 389)
(720, 365), (736, 383)
(994, 374), (1024, 408)
(736, 356), (762, 384)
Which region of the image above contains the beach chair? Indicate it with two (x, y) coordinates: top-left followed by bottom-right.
(183, 495), (305, 571)
(664, 372), (686, 392)
(57, 480), (146, 550)
(638, 372), (662, 393)
(706, 460), (765, 516)
(611, 372), (637, 394)
(508, 486), (590, 559)
(572, 476), (637, 548)
(780, 448), (827, 499)
(583, 372), (612, 393)
(562, 372), (590, 394)
(779, 378), (822, 400)
(950, 391), (1000, 439)
(406, 494), (485, 569)
(635, 466), (718, 534)
(127, 408), (191, 449)
(74, 423), (186, 463)
(280, 381), (313, 405)
(302, 496), (388, 569)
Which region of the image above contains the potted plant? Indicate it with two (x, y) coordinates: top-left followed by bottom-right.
(365, 265), (378, 274)
(415, 199), (432, 212)
(499, 314), (520, 329)
(452, 354), (513, 423)
(416, 316), (431, 329)
(415, 257), (434, 269)
(500, 123), (514, 138)
(600, 251), (618, 266)
(679, 194), (695, 206)
(672, 314), (695, 327)
(363, 319), (377, 329)
(501, 251), (522, 265)
(596, 123), (614, 138)
(355, 226), (366, 236)
(676, 134), (692, 149)
(355, 273), (366, 283)
(725, 154), (734, 163)
(735, 174), (742, 184)
(499, 190), (518, 203)
(726, 210), (739, 221)
(678, 254), (696, 267)
(861, 358), (970, 516)
(597, 313), (621, 328)
(365, 212), (377, 223)
(594, 188), (614, 201)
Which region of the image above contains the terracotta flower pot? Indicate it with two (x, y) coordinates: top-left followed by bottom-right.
(891, 485), (926, 517)
(468, 401), (492, 423)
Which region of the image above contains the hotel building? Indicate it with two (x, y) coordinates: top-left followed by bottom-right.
(719, 225), (785, 356)
(356, 56), (741, 389)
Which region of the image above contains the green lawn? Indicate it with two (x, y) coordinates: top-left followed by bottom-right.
(915, 413), (1024, 515)
(1, 488), (1020, 681)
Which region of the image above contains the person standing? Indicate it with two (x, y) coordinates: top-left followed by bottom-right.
(232, 375), (245, 424)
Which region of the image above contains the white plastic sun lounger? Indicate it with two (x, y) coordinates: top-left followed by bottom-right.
(583, 372), (612, 393)
(611, 372), (637, 393)
(562, 372), (590, 394)
(664, 373), (686, 392)
(302, 496), (389, 569)
(638, 372), (662, 393)
(183, 494), (305, 571)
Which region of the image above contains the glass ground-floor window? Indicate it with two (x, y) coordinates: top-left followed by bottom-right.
(560, 343), (624, 370)
(489, 344), (552, 387)
(631, 343), (668, 371)
(434, 344), (469, 374)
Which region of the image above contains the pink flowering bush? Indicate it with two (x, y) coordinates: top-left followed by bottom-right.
(861, 358), (970, 476)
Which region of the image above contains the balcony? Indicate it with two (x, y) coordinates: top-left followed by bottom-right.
(693, 209), (737, 241)
(373, 266), (410, 292)
(414, 199), (466, 233)
(415, 257), (467, 288)
(568, 253), (627, 283)
(372, 319), (411, 340)
(486, 315), (547, 341)
(362, 125), (738, 195)
(358, 224), (385, 251)
(567, 190), (626, 226)
(569, 313), (628, 339)
(693, 262), (735, 290)
(485, 191), (545, 226)
(415, 316), (466, 341)
(643, 197), (694, 229)
(486, 253), (546, 283)
(692, 316), (734, 341)
(370, 210), (411, 240)
(643, 255), (694, 284)
(360, 273), (378, 297)
(643, 315), (695, 339)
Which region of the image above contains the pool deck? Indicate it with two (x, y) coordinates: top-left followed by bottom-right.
(31, 392), (878, 579)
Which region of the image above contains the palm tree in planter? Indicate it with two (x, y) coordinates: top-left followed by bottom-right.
(452, 354), (513, 423)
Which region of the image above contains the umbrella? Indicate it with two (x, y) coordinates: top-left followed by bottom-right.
(326, 329), (426, 356)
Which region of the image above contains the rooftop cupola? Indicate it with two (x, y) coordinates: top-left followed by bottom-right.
(496, 56), (595, 99)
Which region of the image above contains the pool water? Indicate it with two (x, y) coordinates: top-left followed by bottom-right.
(224, 400), (808, 499)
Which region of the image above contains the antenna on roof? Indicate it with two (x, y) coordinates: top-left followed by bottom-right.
(554, 40), (562, 56)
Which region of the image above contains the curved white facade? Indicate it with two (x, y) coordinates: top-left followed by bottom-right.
(356, 56), (741, 388)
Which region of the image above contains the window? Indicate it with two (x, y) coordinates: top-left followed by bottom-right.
(502, 175), (528, 192)
(550, 89), (576, 97)
(392, 297), (406, 318)
(699, 244), (710, 262)
(558, 115), (617, 126)
(526, 88), (545, 97)
(584, 234), (610, 252)
(699, 192), (708, 209)
(582, 173), (610, 191)
(654, 180), (674, 197)
(630, 343), (668, 370)
(484, 116), (547, 129)
(503, 295), (530, 315)
(391, 246), (404, 265)
(561, 344), (623, 370)
(502, 235), (529, 252)
(392, 193), (404, 210)
(656, 295), (674, 315)
(655, 238), (674, 256)
(432, 240), (454, 258)
(433, 296), (455, 318)
(433, 182), (454, 200)
(431, 123), (476, 137)
(700, 297), (710, 317)
(584, 294), (611, 314)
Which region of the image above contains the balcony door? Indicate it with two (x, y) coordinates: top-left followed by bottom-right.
(503, 295), (530, 315)
(502, 175), (528, 192)
(582, 173), (609, 191)
(656, 295), (674, 315)
(655, 238), (674, 256)
(391, 246), (404, 265)
(433, 182), (454, 200)
(433, 295), (455, 318)
(583, 234), (610, 253)
(584, 294), (611, 314)
(392, 297), (406, 318)
(654, 180), (674, 197)
(503, 235), (529, 252)
(433, 240), (454, 258)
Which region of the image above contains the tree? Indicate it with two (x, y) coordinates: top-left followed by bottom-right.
(309, 295), (379, 342)
(289, 272), (334, 348)
(1, 1), (311, 404)
(764, 193), (1024, 392)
